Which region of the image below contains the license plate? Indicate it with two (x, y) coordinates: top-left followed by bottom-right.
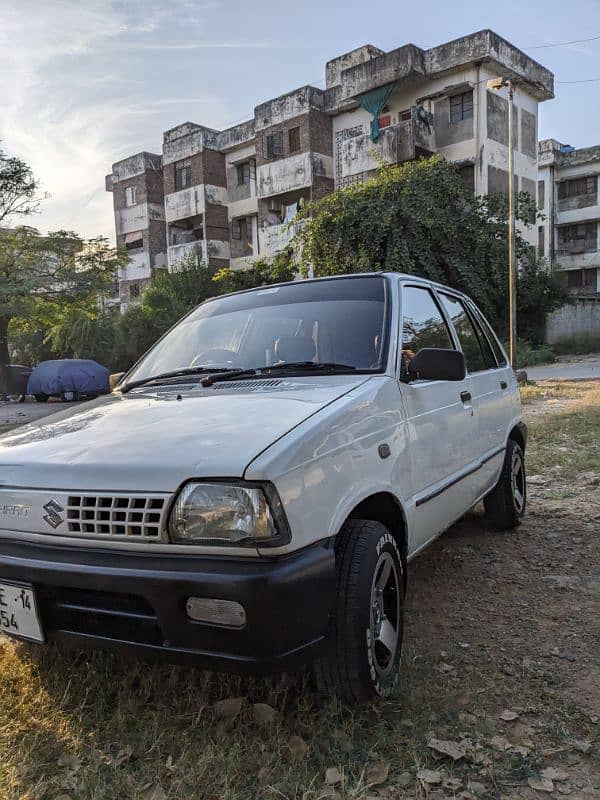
(0, 582), (44, 643)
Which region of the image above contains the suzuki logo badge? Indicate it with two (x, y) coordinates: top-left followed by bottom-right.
(43, 500), (64, 529)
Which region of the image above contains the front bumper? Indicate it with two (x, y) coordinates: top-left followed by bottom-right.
(0, 537), (335, 674)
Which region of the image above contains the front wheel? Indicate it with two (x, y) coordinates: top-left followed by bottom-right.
(34, 393), (48, 403)
(313, 519), (404, 703)
(484, 439), (526, 530)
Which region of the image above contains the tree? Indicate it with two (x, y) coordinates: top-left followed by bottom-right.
(292, 157), (566, 342)
(0, 144), (45, 224)
(0, 227), (126, 390)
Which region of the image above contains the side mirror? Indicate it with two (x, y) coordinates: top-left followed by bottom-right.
(407, 348), (466, 382)
(109, 372), (126, 391)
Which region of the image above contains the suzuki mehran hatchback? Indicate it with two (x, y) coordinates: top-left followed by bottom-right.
(0, 273), (526, 702)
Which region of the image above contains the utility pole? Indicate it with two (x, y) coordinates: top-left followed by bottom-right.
(488, 77), (518, 369)
(507, 80), (517, 370)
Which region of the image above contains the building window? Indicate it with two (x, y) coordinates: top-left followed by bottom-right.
(175, 159), (192, 191)
(450, 91), (473, 123)
(557, 175), (597, 199)
(558, 223), (597, 253)
(538, 226), (545, 257)
(129, 282), (141, 299)
(263, 131), (284, 160)
(538, 180), (545, 208)
(124, 231), (143, 250)
(399, 109), (412, 122)
(231, 217), (248, 241)
(125, 186), (136, 207)
(236, 160), (256, 186)
(288, 126), (301, 154)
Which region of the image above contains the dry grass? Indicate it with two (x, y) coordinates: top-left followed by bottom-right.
(0, 386), (598, 799)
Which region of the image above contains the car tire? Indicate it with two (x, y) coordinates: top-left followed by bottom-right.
(484, 439), (526, 530)
(313, 519), (404, 703)
(34, 394), (49, 403)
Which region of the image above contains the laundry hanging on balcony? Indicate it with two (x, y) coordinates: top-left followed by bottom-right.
(356, 83), (396, 142)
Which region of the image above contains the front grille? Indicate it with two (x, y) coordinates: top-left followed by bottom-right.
(66, 494), (168, 540)
(37, 585), (163, 646)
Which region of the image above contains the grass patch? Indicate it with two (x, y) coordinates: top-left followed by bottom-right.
(526, 383), (600, 478)
(519, 380), (588, 405)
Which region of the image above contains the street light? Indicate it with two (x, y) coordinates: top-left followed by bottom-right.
(488, 77), (518, 370)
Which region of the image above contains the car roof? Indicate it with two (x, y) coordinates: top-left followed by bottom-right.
(207, 271), (469, 304)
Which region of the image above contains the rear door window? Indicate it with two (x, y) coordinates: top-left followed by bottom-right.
(438, 293), (496, 373)
(468, 304), (508, 367)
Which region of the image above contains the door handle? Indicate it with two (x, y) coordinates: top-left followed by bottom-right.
(500, 380), (507, 390)
(460, 391), (472, 403)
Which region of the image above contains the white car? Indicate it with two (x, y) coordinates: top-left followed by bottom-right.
(0, 273), (526, 702)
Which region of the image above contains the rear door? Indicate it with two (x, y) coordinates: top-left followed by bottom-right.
(436, 291), (508, 496)
(398, 285), (480, 553)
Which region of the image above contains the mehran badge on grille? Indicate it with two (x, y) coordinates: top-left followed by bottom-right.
(43, 500), (65, 529)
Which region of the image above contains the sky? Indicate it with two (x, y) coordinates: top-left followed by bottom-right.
(1, 0), (599, 242)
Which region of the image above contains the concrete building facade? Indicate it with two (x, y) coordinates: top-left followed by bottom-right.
(105, 152), (167, 306)
(538, 139), (600, 296)
(106, 30), (553, 307)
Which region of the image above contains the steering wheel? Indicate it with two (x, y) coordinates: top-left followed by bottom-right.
(191, 349), (242, 368)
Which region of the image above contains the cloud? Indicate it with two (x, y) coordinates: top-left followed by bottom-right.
(0, 0), (232, 240)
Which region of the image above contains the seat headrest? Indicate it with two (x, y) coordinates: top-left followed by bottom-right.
(274, 336), (316, 364)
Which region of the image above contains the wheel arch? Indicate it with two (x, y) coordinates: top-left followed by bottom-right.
(342, 492), (409, 585)
(508, 421), (527, 452)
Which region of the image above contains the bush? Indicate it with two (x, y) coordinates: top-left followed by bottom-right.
(516, 340), (556, 367)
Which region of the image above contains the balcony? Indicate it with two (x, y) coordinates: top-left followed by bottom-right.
(258, 220), (306, 259)
(339, 118), (435, 180)
(555, 247), (600, 270)
(167, 241), (205, 268)
(165, 187), (205, 223)
(257, 153), (333, 199)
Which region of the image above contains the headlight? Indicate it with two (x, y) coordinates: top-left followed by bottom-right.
(169, 481), (290, 546)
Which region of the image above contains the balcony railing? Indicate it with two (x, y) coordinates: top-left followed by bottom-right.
(258, 219), (306, 259)
(167, 240), (205, 268)
(339, 118), (435, 181)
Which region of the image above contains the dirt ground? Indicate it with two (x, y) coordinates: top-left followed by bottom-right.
(0, 381), (597, 799)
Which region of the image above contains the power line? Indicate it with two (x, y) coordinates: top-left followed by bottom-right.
(526, 33), (600, 49)
(557, 76), (600, 83)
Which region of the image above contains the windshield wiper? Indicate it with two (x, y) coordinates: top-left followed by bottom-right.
(201, 362), (356, 387)
(120, 366), (238, 394)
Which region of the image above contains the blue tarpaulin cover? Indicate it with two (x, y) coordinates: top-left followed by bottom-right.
(27, 359), (109, 397)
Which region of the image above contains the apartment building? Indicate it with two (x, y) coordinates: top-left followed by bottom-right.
(538, 139), (600, 295)
(105, 152), (167, 305)
(106, 29), (554, 307)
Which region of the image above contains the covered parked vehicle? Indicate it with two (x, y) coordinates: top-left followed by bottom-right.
(27, 359), (109, 402)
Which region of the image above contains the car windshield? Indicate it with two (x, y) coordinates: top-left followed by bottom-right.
(125, 276), (389, 384)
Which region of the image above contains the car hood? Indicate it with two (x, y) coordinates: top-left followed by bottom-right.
(0, 375), (371, 493)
